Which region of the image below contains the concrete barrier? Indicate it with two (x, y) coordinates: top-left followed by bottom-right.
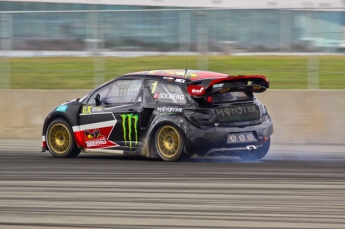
(0, 90), (344, 144)
(0, 90), (88, 140)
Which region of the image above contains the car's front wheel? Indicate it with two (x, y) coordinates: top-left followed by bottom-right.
(239, 138), (271, 161)
(46, 118), (80, 158)
(155, 125), (186, 162)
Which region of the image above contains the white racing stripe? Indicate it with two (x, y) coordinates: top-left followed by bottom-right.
(83, 148), (124, 155)
(104, 104), (132, 110)
(72, 120), (117, 132)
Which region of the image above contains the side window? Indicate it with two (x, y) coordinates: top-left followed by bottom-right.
(147, 80), (187, 104)
(88, 79), (142, 105)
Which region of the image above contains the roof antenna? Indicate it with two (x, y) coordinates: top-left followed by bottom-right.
(184, 61), (188, 78)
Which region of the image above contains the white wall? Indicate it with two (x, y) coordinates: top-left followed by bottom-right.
(1, 90), (345, 145)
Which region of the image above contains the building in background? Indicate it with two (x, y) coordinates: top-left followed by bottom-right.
(0, 0), (344, 53)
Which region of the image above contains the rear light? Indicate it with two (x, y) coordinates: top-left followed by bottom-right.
(260, 105), (267, 115)
(187, 85), (205, 96)
(207, 96), (212, 103)
(259, 136), (269, 144)
(260, 105), (268, 121)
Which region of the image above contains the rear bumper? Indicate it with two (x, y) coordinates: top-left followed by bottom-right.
(204, 145), (262, 157)
(184, 118), (273, 156)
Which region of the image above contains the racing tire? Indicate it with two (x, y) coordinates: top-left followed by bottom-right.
(154, 125), (186, 162)
(239, 138), (271, 161)
(46, 118), (80, 158)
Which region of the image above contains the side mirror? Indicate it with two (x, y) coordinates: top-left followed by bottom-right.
(95, 94), (101, 106)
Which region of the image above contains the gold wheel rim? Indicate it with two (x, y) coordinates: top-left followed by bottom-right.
(157, 126), (180, 158)
(48, 123), (71, 154)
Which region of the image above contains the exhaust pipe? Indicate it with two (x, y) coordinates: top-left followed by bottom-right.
(246, 145), (257, 153)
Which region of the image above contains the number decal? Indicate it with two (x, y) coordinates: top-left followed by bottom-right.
(151, 81), (158, 93)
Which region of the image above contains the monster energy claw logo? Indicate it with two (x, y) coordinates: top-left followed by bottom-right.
(120, 114), (138, 149)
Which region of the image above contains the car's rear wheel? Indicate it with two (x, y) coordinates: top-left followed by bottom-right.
(239, 138), (271, 161)
(46, 118), (80, 158)
(155, 125), (185, 162)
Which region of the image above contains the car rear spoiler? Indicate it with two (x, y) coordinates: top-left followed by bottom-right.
(187, 75), (269, 97)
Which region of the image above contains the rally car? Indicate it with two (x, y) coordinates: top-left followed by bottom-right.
(42, 70), (273, 161)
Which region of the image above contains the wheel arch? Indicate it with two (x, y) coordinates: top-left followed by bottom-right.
(44, 115), (81, 158)
(146, 120), (189, 158)
(43, 112), (74, 138)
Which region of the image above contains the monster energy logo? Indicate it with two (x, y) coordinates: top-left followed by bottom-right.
(120, 114), (138, 149)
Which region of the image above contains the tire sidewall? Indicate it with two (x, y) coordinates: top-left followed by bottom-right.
(155, 125), (184, 162)
(46, 119), (76, 158)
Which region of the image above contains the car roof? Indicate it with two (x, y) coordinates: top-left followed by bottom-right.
(124, 70), (229, 81)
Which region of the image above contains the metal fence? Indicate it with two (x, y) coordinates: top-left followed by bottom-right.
(0, 8), (345, 89)
(1, 8), (345, 53)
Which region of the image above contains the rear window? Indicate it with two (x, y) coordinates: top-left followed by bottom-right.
(147, 80), (187, 104)
(212, 91), (252, 103)
(210, 83), (253, 103)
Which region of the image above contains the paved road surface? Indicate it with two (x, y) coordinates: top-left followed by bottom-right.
(0, 145), (344, 229)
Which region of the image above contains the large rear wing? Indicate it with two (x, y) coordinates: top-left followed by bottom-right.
(187, 75), (269, 97)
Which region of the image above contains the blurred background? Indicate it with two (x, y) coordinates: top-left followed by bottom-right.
(1, 2), (345, 228)
(0, 0), (345, 90)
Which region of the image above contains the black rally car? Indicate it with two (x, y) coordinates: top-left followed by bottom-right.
(42, 70), (273, 161)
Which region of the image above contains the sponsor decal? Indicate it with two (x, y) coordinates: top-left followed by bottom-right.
(228, 132), (256, 143)
(56, 105), (68, 112)
(120, 114), (139, 149)
(82, 105), (102, 114)
(188, 85), (205, 96)
(73, 113), (119, 149)
(173, 71), (198, 78)
(216, 105), (260, 122)
(92, 106), (103, 112)
(163, 77), (174, 81)
(157, 106), (183, 115)
(220, 88), (230, 93)
(175, 78), (186, 83)
(147, 70), (176, 76)
(216, 106), (259, 117)
(146, 70), (198, 78)
(82, 105), (92, 114)
(85, 128), (106, 147)
(86, 128), (101, 139)
(192, 88), (204, 94)
(252, 86), (261, 91)
(154, 93), (185, 100)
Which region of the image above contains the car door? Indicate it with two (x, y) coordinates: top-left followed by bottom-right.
(79, 78), (144, 151)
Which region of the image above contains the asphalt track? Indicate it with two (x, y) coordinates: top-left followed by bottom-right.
(0, 143), (344, 229)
